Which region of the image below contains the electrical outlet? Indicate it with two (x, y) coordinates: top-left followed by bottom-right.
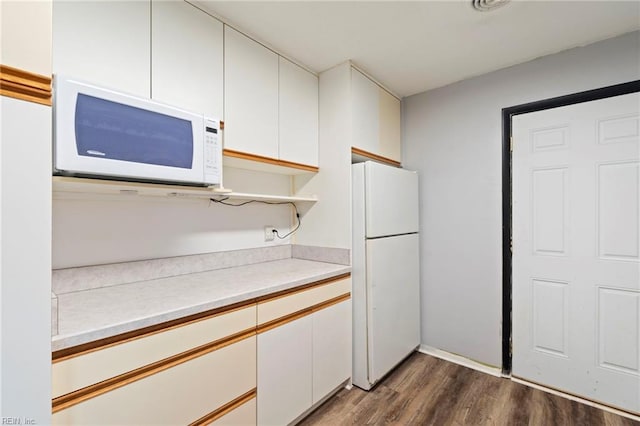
(264, 226), (276, 242)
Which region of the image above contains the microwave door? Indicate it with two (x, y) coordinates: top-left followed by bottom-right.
(54, 77), (208, 185)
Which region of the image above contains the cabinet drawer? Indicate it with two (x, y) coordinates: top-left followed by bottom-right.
(53, 305), (256, 398)
(52, 335), (256, 425)
(257, 278), (350, 325)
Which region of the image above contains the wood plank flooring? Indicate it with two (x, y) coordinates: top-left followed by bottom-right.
(300, 352), (639, 426)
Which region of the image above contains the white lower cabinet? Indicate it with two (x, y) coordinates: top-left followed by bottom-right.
(52, 277), (351, 425)
(312, 300), (351, 405)
(52, 305), (257, 425)
(257, 317), (313, 426)
(53, 337), (256, 425)
(257, 278), (352, 425)
(211, 398), (257, 426)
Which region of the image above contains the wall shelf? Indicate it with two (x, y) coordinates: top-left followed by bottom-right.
(52, 176), (318, 204)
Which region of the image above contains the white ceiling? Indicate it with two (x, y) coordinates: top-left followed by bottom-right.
(195, 1), (640, 98)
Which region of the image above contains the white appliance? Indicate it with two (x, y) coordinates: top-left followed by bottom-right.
(352, 161), (421, 390)
(53, 76), (222, 186)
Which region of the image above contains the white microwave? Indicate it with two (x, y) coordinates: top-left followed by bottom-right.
(53, 76), (222, 186)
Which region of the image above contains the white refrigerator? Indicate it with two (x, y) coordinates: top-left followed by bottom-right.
(352, 161), (421, 390)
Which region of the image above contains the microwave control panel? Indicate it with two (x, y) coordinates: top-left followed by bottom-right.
(203, 118), (222, 185)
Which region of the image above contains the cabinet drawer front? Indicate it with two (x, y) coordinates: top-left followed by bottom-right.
(257, 278), (350, 325)
(209, 397), (256, 426)
(52, 336), (256, 425)
(53, 305), (256, 398)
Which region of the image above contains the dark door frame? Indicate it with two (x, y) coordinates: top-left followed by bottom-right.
(501, 79), (640, 374)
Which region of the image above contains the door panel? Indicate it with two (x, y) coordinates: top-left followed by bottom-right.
(257, 317), (312, 426)
(598, 161), (639, 260)
(364, 161), (419, 238)
(366, 233), (420, 384)
(312, 300), (351, 404)
(512, 92), (639, 414)
(224, 25), (279, 159)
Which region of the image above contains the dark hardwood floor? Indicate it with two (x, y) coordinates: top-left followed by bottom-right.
(300, 352), (639, 426)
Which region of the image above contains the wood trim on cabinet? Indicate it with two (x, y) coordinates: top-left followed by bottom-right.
(351, 147), (401, 168)
(256, 293), (351, 334)
(223, 149), (319, 172)
(311, 292), (352, 313)
(0, 64), (52, 106)
(52, 328), (256, 413)
(257, 307), (313, 334)
(189, 388), (256, 426)
(52, 300), (256, 363)
(256, 272), (351, 304)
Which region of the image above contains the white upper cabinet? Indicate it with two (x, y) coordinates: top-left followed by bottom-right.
(151, 1), (223, 119)
(378, 85), (401, 161)
(224, 26), (319, 170)
(1, 0), (52, 75)
(351, 69), (379, 156)
(224, 25), (279, 159)
(351, 67), (401, 163)
(279, 57), (319, 167)
(52, 0), (150, 97)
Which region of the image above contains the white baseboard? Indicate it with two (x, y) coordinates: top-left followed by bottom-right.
(511, 377), (640, 422)
(418, 345), (503, 378)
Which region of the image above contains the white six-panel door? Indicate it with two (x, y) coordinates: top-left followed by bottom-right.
(512, 92), (639, 414)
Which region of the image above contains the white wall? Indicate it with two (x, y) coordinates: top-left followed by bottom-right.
(293, 63), (352, 250)
(53, 167), (294, 269)
(403, 31), (640, 367)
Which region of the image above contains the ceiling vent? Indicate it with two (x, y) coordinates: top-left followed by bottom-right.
(471, 0), (511, 12)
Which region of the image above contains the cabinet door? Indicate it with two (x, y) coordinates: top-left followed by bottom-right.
(1, 97), (52, 423)
(279, 57), (318, 166)
(257, 317), (312, 426)
(351, 68), (379, 156)
(0, 0), (52, 75)
(351, 67), (402, 163)
(378, 87), (401, 162)
(224, 26), (278, 159)
(312, 300), (351, 404)
(151, 1), (223, 118)
(52, 0), (150, 97)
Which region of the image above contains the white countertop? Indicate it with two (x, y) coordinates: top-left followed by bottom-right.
(53, 258), (350, 351)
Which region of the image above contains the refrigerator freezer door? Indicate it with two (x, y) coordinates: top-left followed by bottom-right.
(365, 161), (419, 238)
(366, 233), (420, 385)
